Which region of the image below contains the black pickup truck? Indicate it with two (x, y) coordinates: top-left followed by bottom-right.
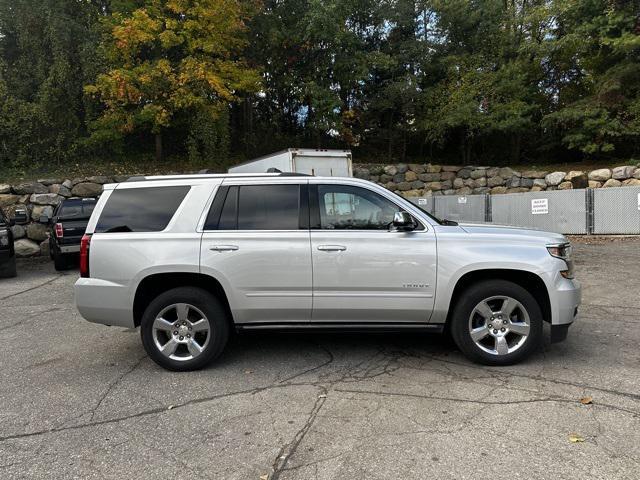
(0, 208), (26, 277)
(47, 197), (97, 270)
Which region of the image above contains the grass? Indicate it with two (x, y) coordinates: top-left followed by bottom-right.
(1, 155), (638, 184)
(0, 156), (236, 184)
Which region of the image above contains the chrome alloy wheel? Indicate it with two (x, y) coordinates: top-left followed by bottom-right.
(152, 303), (211, 361)
(468, 296), (530, 356)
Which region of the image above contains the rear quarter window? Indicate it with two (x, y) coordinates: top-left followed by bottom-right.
(95, 186), (190, 233)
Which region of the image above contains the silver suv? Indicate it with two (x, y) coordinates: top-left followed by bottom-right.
(74, 173), (581, 371)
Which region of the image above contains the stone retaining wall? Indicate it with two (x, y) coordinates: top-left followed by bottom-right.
(0, 175), (116, 257)
(353, 164), (640, 197)
(2, 165), (640, 257)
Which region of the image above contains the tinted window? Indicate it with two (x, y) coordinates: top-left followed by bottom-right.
(218, 186), (238, 230)
(317, 185), (402, 230)
(59, 200), (96, 219)
(206, 184), (300, 230)
(238, 185), (299, 230)
(95, 186), (190, 233)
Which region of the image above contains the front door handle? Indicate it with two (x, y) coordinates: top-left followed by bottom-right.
(317, 245), (347, 252)
(209, 245), (239, 252)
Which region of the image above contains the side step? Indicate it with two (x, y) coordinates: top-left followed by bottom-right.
(236, 322), (445, 334)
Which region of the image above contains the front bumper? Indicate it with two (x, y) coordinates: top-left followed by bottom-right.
(553, 277), (581, 325)
(548, 276), (581, 343)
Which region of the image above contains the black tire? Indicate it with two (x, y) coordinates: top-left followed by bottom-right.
(0, 258), (17, 278)
(140, 287), (230, 371)
(450, 279), (543, 366)
(53, 250), (69, 271)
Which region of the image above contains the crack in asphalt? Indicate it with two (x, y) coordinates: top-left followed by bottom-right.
(88, 354), (148, 422)
(332, 387), (640, 416)
(0, 274), (64, 301)
(277, 342), (335, 384)
(412, 353), (640, 402)
(270, 386), (328, 480)
(0, 382), (321, 444)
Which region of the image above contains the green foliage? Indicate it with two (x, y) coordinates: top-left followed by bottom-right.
(0, 0), (639, 171)
(85, 0), (260, 160)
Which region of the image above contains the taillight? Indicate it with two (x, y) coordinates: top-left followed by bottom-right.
(55, 222), (64, 238)
(80, 234), (91, 278)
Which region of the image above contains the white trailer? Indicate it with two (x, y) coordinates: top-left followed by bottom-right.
(228, 148), (353, 177)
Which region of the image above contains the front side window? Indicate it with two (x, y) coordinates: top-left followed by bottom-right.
(205, 184), (301, 230)
(316, 185), (406, 230)
(95, 186), (190, 233)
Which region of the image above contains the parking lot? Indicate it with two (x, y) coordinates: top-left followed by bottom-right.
(1, 237), (639, 480)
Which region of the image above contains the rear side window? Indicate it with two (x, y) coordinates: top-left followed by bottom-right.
(95, 186), (190, 233)
(205, 184), (302, 230)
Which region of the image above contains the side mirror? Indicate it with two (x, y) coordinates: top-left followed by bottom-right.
(13, 209), (28, 225)
(392, 211), (415, 231)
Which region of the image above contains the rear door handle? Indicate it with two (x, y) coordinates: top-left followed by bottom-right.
(317, 245), (347, 252)
(209, 245), (239, 252)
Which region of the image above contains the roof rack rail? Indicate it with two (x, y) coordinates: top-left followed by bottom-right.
(123, 171), (311, 182)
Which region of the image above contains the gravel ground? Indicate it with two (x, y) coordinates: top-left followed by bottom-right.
(1, 238), (639, 480)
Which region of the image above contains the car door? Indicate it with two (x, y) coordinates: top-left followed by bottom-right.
(199, 179), (312, 324)
(309, 180), (437, 323)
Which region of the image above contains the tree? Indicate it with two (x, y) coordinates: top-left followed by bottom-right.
(86, 0), (260, 161)
(543, 0), (640, 157)
(0, 0), (104, 169)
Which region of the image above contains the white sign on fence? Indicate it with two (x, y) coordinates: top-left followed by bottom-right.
(638, 193), (640, 211)
(458, 196), (467, 204)
(418, 198), (427, 205)
(531, 198), (549, 215)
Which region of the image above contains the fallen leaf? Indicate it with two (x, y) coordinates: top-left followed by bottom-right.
(569, 434), (584, 443)
(580, 396), (593, 405)
(260, 475), (268, 480)
(167, 405), (174, 410)
(245, 370), (253, 374)
(318, 394), (327, 398)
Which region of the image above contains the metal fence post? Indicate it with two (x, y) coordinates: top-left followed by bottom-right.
(485, 194), (492, 223)
(586, 188), (594, 235)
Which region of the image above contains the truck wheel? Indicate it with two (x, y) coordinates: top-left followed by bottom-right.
(140, 287), (229, 371)
(0, 258), (17, 278)
(450, 280), (543, 366)
(53, 250), (69, 271)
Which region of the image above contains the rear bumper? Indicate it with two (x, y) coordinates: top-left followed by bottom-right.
(74, 278), (135, 328)
(59, 244), (80, 254)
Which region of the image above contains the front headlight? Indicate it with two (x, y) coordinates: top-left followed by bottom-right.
(547, 243), (574, 279)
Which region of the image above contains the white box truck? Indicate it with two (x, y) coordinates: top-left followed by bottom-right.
(228, 148), (353, 177)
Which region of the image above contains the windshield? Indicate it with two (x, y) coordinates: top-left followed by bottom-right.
(59, 201), (96, 219)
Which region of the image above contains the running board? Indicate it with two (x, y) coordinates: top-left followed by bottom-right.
(235, 322), (444, 334)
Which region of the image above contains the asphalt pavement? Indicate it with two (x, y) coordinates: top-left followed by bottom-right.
(1, 238), (639, 479)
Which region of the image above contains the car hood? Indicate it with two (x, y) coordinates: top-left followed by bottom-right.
(457, 222), (568, 244)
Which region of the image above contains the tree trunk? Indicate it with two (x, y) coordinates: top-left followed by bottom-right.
(155, 132), (163, 162)
(511, 133), (521, 164)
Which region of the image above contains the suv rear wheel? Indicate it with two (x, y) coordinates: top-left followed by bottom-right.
(140, 287), (230, 371)
(450, 279), (543, 366)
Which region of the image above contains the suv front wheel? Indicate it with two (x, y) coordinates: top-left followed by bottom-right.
(140, 287), (230, 371)
(450, 279), (543, 366)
